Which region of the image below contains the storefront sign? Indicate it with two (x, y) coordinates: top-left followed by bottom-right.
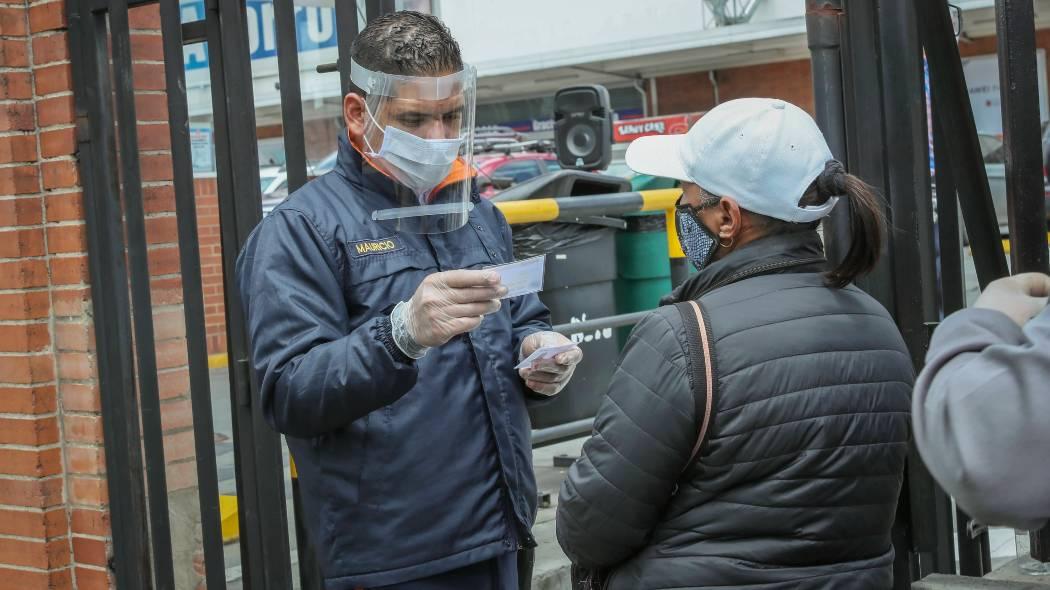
(181, 0), (337, 71)
(190, 126), (214, 173)
(962, 51), (1049, 135)
(612, 113), (703, 143)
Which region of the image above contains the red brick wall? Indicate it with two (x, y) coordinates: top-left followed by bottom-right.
(1, 0), (80, 587)
(654, 58), (816, 116)
(193, 177), (226, 356)
(1, 2), (204, 588)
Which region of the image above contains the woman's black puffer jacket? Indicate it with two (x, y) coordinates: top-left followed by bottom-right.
(557, 230), (913, 589)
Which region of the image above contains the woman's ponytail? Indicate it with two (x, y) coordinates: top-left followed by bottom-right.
(815, 161), (886, 288)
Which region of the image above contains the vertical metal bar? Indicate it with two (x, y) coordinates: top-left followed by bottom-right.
(274, 0), (308, 193)
(206, 0), (293, 587)
(366, 0), (380, 21)
(841, 0), (894, 310)
(366, 0), (396, 22)
(918, 0), (995, 576)
(996, 0), (1050, 276)
(877, 0), (945, 582)
(840, 3), (911, 584)
(271, 5), (322, 585)
(68, 3), (153, 587)
(878, 0), (938, 376)
(806, 0), (852, 270)
(158, 1), (227, 587)
(1032, 533), (1050, 566)
(291, 474), (323, 590)
(995, 0), (1050, 561)
(334, 0), (360, 95)
(933, 102), (967, 317)
(108, 3), (177, 587)
(958, 509), (993, 577)
(917, 0), (1010, 288)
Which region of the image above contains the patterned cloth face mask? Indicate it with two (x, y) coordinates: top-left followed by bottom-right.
(675, 194), (720, 271)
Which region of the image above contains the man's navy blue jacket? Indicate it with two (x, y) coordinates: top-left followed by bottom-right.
(235, 133), (551, 588)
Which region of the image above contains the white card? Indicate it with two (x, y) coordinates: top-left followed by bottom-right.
(515, 343), (578, 370)
(490, 255), (546, 299)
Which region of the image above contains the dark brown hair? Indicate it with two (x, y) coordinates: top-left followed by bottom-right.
(730, 160), (886, 288)
(350, 11), (463, 77)
(809, 161), (886, 288)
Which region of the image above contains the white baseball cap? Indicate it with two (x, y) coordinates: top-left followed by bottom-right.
(625, 98), (838, 223)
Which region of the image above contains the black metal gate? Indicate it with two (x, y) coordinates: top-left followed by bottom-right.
(70, 0), (1050, 588)
(807, 0), (1050, 585)
(68, 0), (396, 587)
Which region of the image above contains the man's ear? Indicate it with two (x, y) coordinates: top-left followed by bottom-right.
(344, 92), (366, 141)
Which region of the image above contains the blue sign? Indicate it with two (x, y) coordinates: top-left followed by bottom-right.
(182, 0), (337, 70)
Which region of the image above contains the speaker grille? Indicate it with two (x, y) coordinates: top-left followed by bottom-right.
(566, 124), (597, 158)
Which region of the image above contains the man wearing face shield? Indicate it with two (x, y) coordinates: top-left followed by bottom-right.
(235, 12), (582, 590)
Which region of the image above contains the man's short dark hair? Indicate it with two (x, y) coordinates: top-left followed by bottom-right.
(351, 11), (463, 77)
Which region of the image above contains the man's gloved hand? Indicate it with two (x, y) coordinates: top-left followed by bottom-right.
(975, 272), (1050, 327)
(403, 270), (507, 348)
(518, 331), (583, 396)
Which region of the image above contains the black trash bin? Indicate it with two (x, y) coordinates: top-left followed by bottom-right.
(496, 169), (631, 430)
(512, 223), (620, 429)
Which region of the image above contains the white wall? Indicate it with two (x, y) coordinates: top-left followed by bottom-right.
(437, 0), (804, 73)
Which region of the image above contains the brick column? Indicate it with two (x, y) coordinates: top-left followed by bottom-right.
(1, 0), (81, 588)
(2, 0), (209, 587)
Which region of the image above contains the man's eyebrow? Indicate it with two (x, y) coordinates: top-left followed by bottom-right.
(394, 107), (464, 119)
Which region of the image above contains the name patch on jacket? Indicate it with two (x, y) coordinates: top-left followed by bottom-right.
(349, 237), (403, 258)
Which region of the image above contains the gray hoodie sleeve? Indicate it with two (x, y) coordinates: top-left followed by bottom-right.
(913, 305), (1050, 530)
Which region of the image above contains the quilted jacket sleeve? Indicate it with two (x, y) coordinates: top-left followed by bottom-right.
(556, 306), (698, 569)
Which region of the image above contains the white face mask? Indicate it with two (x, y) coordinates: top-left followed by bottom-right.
(363, 107), (464, 198)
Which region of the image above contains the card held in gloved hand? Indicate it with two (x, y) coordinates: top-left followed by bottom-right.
(515, 342), (577, 370)
(489, 255), (546, 299)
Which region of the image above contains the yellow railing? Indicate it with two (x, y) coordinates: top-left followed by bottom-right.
(493, 188), (685, 259)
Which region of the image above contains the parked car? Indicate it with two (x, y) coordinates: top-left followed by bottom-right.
(259, 165), (282, 193)
(475, 152), (560, 198)
(261, 152), (339, 215)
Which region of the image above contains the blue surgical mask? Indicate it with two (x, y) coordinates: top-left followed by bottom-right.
(676, 197), (719, 271)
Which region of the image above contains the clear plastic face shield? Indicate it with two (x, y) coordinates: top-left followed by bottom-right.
(351, 59), (477, 234)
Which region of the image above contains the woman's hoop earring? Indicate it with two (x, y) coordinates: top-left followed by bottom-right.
(719, 237), (734, 249)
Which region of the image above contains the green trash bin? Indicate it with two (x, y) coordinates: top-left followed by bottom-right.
(615, 211), (672, 348)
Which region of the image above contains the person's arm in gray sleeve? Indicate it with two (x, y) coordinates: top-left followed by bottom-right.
(556, 308), (695, 569)
(235, 209), (419, 439)
(914, 284), (1050, 530)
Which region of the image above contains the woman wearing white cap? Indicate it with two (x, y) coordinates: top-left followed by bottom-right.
(556, 98), (914, 589)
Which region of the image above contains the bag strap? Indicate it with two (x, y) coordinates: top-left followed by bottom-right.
(674, 300), (715, 471)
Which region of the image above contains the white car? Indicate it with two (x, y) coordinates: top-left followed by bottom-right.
(261, 152), (339, 215)
(979, 132), (1050, 235)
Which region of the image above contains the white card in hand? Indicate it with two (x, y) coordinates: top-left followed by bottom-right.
(490, 255), (546, 299)
(515, 343), (577, 370)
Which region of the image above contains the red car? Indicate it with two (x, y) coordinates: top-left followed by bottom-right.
(475, 152), (560, 198)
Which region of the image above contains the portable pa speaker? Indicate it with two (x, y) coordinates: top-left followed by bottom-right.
(554, 85), (613, 171)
